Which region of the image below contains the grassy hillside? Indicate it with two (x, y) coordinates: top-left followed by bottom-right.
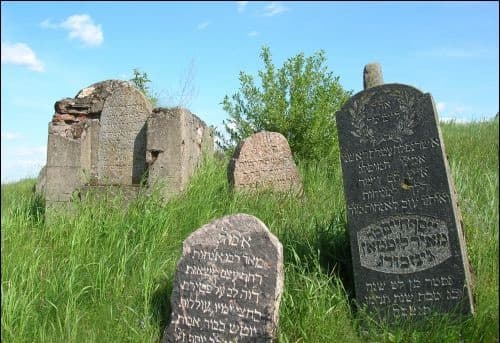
(1, 118), (498, 342)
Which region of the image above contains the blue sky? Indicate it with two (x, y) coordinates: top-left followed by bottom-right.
(1, 1), (498, 183)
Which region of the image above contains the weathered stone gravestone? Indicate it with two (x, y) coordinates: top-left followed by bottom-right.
(163, 214), (284, 342)
(363, 63), (384, 89)
(146, 107), (213, 201)
(228, 131), (302, 193)
(42, 80), (152, 209)
(335, 67), (474, 319)
(37, 80), (213, 209)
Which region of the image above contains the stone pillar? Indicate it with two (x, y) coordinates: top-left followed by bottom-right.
(44, 126), (89, 208)
(146, 107), (214, 201)
(363, 63), (384, 90)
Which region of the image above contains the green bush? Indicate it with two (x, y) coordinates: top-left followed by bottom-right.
(219, 46), (352, 163)
(130, 68), (159, 107)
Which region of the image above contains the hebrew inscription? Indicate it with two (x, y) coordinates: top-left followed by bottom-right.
(228, 131), (302, 193)
(358, 215), (451, 274)
(163, 214), (284, 342)
(349, 87), (420, 146)
(336, 83), (474, 319)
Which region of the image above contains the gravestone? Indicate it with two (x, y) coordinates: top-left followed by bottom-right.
(228, 131), (302, 193)
(43, 80), (152, 209)
(96, 81), (152, 185)
(146, 107), (214, 201)
(163, 214), (284, 342)
(336, 76), (474, 319)
(40, 80), (214, 209)
(363, 63), (384, 89)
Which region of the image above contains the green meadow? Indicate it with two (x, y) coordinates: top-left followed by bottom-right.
(1, 118), (498, 342)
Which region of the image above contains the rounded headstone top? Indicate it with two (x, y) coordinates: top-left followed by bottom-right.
(163, 213), (284, 342)
(232, 131), (290, 160)
(75, 80), (133, 99)
(363, 63), (384, 90)
(183, 213), (281, 252)
(52, 80), (144, 117)
(228, 131), (302, 193)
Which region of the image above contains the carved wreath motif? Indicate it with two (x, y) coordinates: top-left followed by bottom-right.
(349, 93), (375, 144)
(349, 88), (420, 146)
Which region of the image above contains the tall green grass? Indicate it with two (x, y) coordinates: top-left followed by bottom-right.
(2, 118), (498, 342)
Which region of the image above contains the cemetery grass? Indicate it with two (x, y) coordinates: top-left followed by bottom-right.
(1, 118), (498, 343)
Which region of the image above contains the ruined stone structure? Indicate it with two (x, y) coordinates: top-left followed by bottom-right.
(38, 80), (213, 208)
(147, 107), (214, 200)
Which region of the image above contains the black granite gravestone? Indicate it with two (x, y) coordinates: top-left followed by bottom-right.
(336, 83), (474, 320)
(163, 214), (284, 342)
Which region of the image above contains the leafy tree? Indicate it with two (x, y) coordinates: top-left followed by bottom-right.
(130, 68), (158, 106)
(220, 46), (352, 162)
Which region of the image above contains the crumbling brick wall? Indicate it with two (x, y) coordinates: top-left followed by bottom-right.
(42, 80), (152, 209)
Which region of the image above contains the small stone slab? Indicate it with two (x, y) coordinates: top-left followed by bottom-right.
(163, 214), (284, 342)
(146, 107), (214, 201)
(335, 83), (474, 320)
(228, 131), (302, 193)
(363, 63), (384, 90)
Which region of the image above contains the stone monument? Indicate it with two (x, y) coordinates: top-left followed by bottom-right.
(335, 65), (474, 319)
(146, 107), (213, 201)
(363, 63), (384, 90)
(43, 80), (151, 209)
(163, 214), (284, 342)
(37, 80), (213, 208)
(228, 131), (302, 193)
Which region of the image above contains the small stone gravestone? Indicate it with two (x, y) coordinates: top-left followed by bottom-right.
(363, 63), (384, 89)
(335, 71), (474, 319)
(228, 131), (302, 193)
(163, 214), (284, 342)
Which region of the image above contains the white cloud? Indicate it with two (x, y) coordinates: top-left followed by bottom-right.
(1, 159), (45, 183)
(197, 21), (210, 30)
(248, 31), (259, 37)
(453, 105), (476, 114)
(263, 2), (289, 17)
(41, 14), (103, 47)
(237, 1), (248, 13)
(444, 103), (473, 115)
(434, 101), (481, 121)
(1, 145), (47, 183)
(11, 146), (47, 158)
(1, 131), (24, 140)
(61, 14), (103, 46)
(436, 102), (446, 112)
(1, 145), (47, 159)
(1, 42), (44, 72)
(40, 18), (58, 29)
